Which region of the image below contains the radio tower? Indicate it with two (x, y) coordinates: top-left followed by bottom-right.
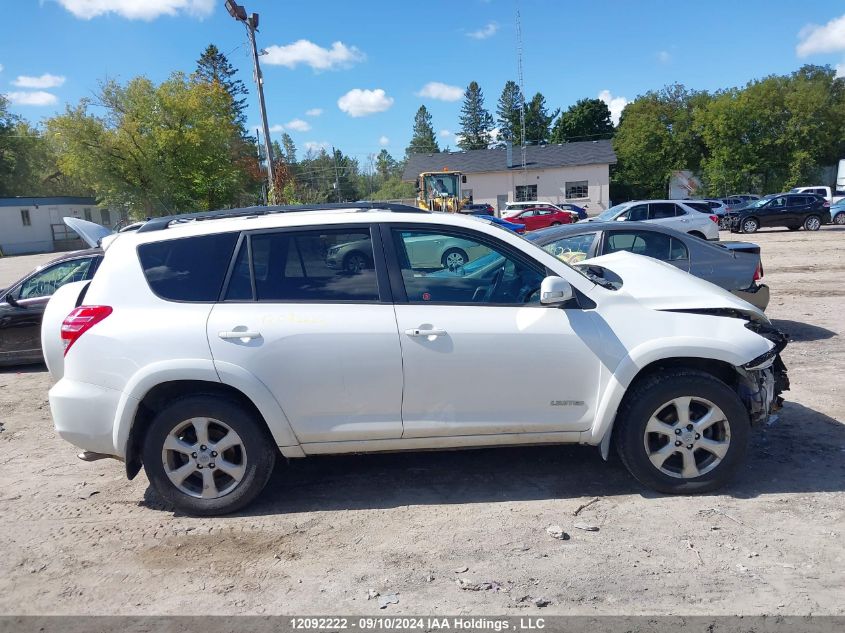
(515, 3), (527, 186)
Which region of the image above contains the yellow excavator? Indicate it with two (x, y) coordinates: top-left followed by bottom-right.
(416, 170), (469, 212)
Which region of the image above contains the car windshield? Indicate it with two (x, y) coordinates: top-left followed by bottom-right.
(748, 198), (771, 209)
(594, 203), (629, 221)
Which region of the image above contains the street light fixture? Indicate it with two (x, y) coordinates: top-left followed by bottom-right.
(224, 0), (275, 204)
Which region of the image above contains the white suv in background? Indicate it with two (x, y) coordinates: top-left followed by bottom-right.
(43, 204), (787, 515)
(582, 200), (721, 240)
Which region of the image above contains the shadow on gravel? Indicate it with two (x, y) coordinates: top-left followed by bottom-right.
(0, 362), (47, 375)
(142, 402), (845, 516)
(771, 319), (838, 342)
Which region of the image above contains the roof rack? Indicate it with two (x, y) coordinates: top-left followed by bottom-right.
(136, 201), (426, 233)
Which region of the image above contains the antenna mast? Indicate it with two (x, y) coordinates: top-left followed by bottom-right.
(515, 3), (527, 186)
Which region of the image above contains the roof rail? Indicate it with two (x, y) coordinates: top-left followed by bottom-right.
(135, 201), (426, 233)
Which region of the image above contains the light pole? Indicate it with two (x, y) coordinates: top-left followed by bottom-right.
(225, 0), (275, 204)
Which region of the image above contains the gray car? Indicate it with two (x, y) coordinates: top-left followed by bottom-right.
(527, 221), (769, 310)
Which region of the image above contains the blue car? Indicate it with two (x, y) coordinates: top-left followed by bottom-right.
(469, 215), (526, 233)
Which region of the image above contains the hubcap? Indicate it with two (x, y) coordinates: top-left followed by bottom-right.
(643, 397), (731, 479)
(807, 217), (820, 230)
(743, 220), (757, 233)
(161, 417), (247, 499)
(445, 252), (465, 268)
(346, 255), (366, 272)
(835, 214), (845, 226)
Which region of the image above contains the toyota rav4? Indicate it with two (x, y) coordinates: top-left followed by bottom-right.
(42, 203), (788, 516)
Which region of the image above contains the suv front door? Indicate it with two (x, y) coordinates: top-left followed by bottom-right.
(385, 225), (602, 438)
(206, 226), (404, 444)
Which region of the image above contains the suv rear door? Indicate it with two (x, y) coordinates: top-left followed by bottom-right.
(206, 225), (404, 443)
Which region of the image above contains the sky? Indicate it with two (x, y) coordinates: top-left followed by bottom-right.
(2, 0), (845, 164)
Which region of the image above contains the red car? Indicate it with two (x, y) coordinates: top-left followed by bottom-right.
(506, 206), (574, 231)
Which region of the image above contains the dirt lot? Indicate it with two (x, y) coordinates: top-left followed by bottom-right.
(0, 227), (842, 616)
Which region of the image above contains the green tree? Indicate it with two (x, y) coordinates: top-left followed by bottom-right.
(550, 98), (614, 143)
(280, 132), (297, 164)
(47, 73), (262, 215)
(496, 80), (523, 147)
(458, 81), (495, 150)
(523, 93), (558, 145)
(371, 176), (415, 201)
(376, 149), (399, 180)
(406, 105), (439, 157)
(194, 44), (248, 131)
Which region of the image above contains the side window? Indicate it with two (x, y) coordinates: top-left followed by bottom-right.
(649, 203), (676, 219)
(392, 229), (545, 305)
(625, 204), (648, 221)
(606, 230), (675, 261)
(17, 258), (94, 300)
(138, 233), (239, 302)
(542, 232), (597, 265)
(769, 197), (786, 209)
(246, 229), (379, 302)
(669, 237), (689, 261)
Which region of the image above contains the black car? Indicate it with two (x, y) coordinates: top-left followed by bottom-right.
(460, 203), (495, 216)
(728, 193), (829, 233)
(0, 249), (102, 366)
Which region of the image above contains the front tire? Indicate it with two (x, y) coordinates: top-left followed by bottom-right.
(142, 395), (277, 516)
(834, 212), (845, 226)
(740, 217), (759, 233)
(615, 371), (750, 494)
(441, 248), (468, 269)
(803, 215), (821, 231)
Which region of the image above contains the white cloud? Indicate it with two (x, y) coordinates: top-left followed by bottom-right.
(337, 88), (394, 117)
(12, 73), (66, 89)
(4, 91), (58, 106)
(0, 64), (4, 73)
(305, 108), (323, 117)
(467, 22), (498, 39)
(438, 129), (452, 138)
(263, 40), (364, 71)
(379, 135), (390, 146)
(598, 89), (628, 125)
(797, 14), (845, 56)
(56, 0), (213, 20)
(837, 62), (845, 78)
(304, 141), (330, 153)
(268, 124), (284, 133)
(656, 50), (671, 63)
(416, 81), (463, 102)
(285, 118), (311, 132)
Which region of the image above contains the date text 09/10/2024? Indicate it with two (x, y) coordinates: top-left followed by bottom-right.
(289, 617), (546, 630)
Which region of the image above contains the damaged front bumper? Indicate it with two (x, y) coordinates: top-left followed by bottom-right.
(737, 321), (790, 425)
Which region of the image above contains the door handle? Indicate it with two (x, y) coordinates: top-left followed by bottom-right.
(218, 330), (262, 341)
(405, 328), (447, 338)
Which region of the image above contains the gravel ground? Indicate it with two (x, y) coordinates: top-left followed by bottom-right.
(0, 227), (842, 616)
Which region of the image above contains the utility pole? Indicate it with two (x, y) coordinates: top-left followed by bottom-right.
(332, 146), (341, 202)
(225, 1), (275, 204)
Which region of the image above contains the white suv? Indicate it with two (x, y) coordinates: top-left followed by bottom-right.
(43, 204), (788, 515)
(581, 200), (720, 240)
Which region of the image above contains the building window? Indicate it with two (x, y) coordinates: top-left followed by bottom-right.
(515, 185), (537, 201)
(100, 208), (111, 226)
(84, 208), (92, 221)
(565, 181), (589, 199)
(21, 209), (31, 226)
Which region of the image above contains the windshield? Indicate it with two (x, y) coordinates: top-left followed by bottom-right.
(424, 174), (459, 197)
(748, 198), (770, 209)
(594, 203), (629, 221)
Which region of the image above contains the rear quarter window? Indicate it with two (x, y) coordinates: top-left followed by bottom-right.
(138, 233), (239, 301)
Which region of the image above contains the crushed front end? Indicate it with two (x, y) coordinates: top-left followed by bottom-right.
(736, 321), (790, 425)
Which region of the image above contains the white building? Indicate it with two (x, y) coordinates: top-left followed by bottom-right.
(0, 196), (119, 255)
(403, 140), (617, 214)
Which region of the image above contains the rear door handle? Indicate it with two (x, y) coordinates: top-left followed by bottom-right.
(405, 328), (447, 338)
(218, 330), (262, 341)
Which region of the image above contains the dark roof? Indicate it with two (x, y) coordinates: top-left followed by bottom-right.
(0, 196), (98, 207)
(403, 140), (616, 180)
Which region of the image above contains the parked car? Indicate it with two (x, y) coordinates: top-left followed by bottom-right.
(581, 200), (720, 241)
(727, 193), (829, 233)
(503, 201), (581, 221)
(527, 222), (769, 310)
(43, 204), (788, 515)
(789, 186), (844, 205)
(506, 206), (574, 231)
(829, 198), (845, 225)
(729, 194), (761, 203)
(469, 214), (526, 234)
(556, 203), (589, 220)
(460, 203), (495, 216)
(0, 249), (102, 366)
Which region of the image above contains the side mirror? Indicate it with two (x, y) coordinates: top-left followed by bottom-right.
(615, 215), (627, 221)
(540, 276), (573, 306)
(4, 291), (21, 307)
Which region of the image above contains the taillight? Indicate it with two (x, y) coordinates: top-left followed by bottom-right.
(823, 200), (830, 208)
(61, 306), (112, 355)
(753, 262), (764, 281)
(709, 215), (719, 224)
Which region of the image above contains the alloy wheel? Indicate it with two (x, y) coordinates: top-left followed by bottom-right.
(345, 254), (367, 273)
(805, 216), (821, 231)
(834, 213), (845, 226)
(444, 251), (466, 268)
(161, 417), (247, 499)
(643, 397), (731, 479)
(742, 219), (758, 233)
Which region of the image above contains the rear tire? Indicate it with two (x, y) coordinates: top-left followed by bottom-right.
(688, 231), (706, 240)
(142, 395), (277, 516)
(834, 212), (845, 226)
(615, 370), (750, 494)
(803, 215), (821, 231)
(441, 248), (468, 269)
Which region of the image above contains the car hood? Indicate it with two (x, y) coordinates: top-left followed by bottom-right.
(64, 217), (114, 248)
(577, 251), (766, 321)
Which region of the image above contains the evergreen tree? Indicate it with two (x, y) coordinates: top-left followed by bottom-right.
(458, 81), (495, 150)
(280, 132), (297, 164)
(523, 93), (558, 145)
(550, 98), (614, 143)
(376, 149), (398, 180)
(195, 44), (249, 130)
(405, 105), (440, 157)
(496, 80), (524, 147)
